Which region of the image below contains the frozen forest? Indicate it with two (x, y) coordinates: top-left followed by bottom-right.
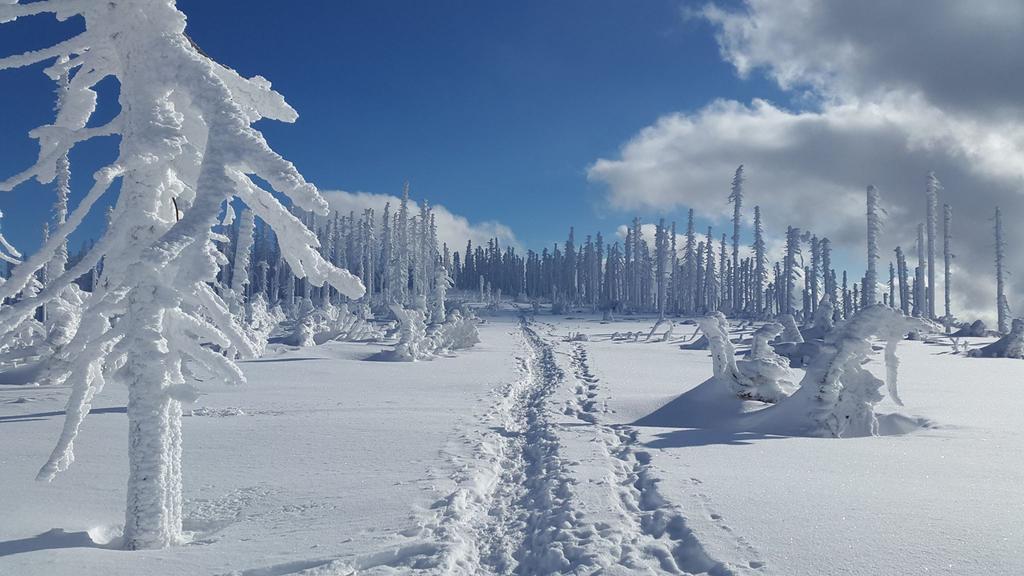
(0, 1), (1020, 576)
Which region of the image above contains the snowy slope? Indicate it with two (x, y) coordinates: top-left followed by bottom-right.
(0, 319), (520, 575)
(0, 311), (1020, 575)
(558, 315), (1024, 576)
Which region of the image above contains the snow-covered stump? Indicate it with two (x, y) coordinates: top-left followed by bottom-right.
(969, 318), (1024, 359)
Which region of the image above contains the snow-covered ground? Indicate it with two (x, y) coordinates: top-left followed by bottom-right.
(0, 310), (1021, 575)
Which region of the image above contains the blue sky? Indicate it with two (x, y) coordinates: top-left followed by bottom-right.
(3, 1), (1020, 322)
(0, 0), (783, 255)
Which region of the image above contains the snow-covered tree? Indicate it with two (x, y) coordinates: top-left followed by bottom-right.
(913, 224), (926, 318)
(728, 165), (743, 312)
(895, 246), (909, 316)
(943, 203), (953, 332)
(655, 219), (668, 320)
(0, 0), (364, 549)
(683, 209), (696, 314)
(783, 226), (801, 315)
(430, 263), (451, 325)
(229, 208), (255, 305)
(864, 185), (880, 305)
(926, 173), (940, 320)
(995, 207), (1009, 333)
(752, 206), (767, 317)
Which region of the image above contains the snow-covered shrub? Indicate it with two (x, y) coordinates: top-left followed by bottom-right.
(969, 319), (1024, 359)
(696, 312), (756, 398)
(242, 294), (285, 355)
(432, 308), (481, 352)
(776, 313), (804, 343)
(565, 331), (589, 342)
(390, 303), (480, 361)
(737, 323), (795, 403)
(801, 295), (835, 341)
(391, 303), (431, 361)
(758, 305), (927, 438)
(277, 299), (382, 347)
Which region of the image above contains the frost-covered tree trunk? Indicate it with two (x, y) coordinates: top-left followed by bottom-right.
(396, 183), (411, 305)
(230, 208), (255, 300)
(809, 235), (820, 316)
(683, 209), (696, 315)
(430, 264), (450, 325)
(995, 207), (1009, 333)
(752, 206), (766, 317)
(719, 233), (728, 312)
(47, 61), (72, 283)
(784, 226), (800, 315)
(704, 228), (717, 312)
(943, 203), (953, 332)
(888, 262), (896, 309)
(841, 270), (850, 319)
(895, 246), (909, 315)
(913, 224), (926, 318)
(864, 185), (880, 305)
(728, 165), (743, 312)
(0, 0), (363, 550)
(655, 219), (668, 320)
(926, 173), (940, 320)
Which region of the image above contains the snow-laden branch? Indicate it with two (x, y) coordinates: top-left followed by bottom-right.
(0, 31), (90, 70)
(231, 170), (364, 298)
(0, 0), (87, 23)
(36, 314), (124, 481)
(2, 116), (122, 190)
(0, 165), (122, 324)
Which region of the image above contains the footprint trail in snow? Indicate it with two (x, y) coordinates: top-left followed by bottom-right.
(278, 318), (761, 575)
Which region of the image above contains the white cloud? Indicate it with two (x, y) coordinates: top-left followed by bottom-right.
(588, 1), (1024, 324)
(322, 189), (519, 254)
(702, 0), (1024, 117)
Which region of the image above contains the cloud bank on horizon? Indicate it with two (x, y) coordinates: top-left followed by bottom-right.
(588, 0), (1024, 323)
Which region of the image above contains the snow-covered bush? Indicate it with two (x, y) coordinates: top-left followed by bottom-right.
(815, 296), (835, 331)
(758, 305), (927, 438)
(277, 300), (382, 347)
(776, 313), (804, 343)
(737, 323), (795, 403)
(0, 0), (364, 549)
(389, 302), (480, 361)
(390, 303), (431, 361)
(243, 294), (285, 355)
(565, 331), (589, 342)
(697, 313), (752, 396)
(969, 318), (1024, 359)
(432, 308), (481, 352)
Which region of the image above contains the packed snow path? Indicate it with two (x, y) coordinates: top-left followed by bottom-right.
(318, 317), (757, 575)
